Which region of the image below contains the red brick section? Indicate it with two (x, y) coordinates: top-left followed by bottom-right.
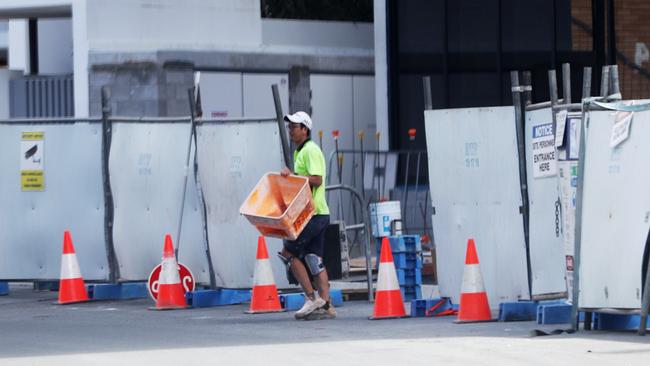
(571, 0), (650, 99)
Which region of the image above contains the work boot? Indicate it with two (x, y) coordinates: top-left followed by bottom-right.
(304, 300), (336, 320)
(294, 296), (326, 320)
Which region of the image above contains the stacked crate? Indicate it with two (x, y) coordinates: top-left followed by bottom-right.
(377, 235), (422, 301)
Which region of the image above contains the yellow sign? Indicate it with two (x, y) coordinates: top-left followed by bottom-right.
(21, 131), (45, 191)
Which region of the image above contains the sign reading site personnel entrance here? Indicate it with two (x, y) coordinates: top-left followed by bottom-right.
(532, 123), (557, 178)
(21, 132), (45, 191)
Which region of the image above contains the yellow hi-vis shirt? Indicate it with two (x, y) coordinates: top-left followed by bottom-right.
(293, 139), (330, 215)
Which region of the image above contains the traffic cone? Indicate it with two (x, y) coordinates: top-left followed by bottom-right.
(456, 238), (493, 323)
(152, 234), (187, 310)
(370, 237), (406, 319)
(246, 236), (283, 313)
(58, 231), (89, 304)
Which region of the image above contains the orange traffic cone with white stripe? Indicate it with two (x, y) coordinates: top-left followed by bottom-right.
(58, 231), (89, 304)
(247, 236), (283, 313)
(152, 234), (187, 310)
(370, 237), (406, 319)
(456, 238), (493, 323)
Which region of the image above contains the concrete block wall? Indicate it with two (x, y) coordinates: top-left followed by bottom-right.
(89, 59), (193, 117)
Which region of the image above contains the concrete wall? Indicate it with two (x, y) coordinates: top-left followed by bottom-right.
(8, 20), (29, 73)
(262, 19), (373, 50)
(86, 0), (261, 51)
(0, 69), (21, 118)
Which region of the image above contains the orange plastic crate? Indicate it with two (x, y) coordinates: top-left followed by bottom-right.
(239, 172), (315, 240)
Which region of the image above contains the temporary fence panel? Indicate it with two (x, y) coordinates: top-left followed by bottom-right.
(0, 121), (108, 280)
(109, 121), (209, 282)
(196, 119), (290, 288)
(524, 108), (567, 297)
(579, 108), (650, 309)
(424, 107), (530, 308)
(556, 112), (581, 298)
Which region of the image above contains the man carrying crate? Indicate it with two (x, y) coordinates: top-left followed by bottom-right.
(279, 111), (335, 321)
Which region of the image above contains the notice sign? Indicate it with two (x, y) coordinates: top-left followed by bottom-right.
(532, 123), (557, 178)
(21, 132), (45, 191)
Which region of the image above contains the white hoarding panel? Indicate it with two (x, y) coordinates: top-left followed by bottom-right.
(0, 122), (108, 280)
(199, 72), (243, 119)
(525, 108), (567, 297)
(109, 122), (209, 283)
(196, 120), (292, 288)
(424, 107), (530, 308)
(579, 109), (650, 309)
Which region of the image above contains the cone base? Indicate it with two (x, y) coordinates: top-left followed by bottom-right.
(155, 283), (187, 309)
(245, 309), (286, 314)
(149, 306), (188, 311)
(453, 318), (497, 324)
(371, 289), (406, 319)
(58, 278), (89, 305)
(248, 284), (283, 314)
(457, 292), (492, 322)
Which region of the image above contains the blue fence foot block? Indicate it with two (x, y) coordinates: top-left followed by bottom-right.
(410, 297), (453, 317)
(280, 290), (344, 310)
(593, 313), (650, 331)
(0, 282), (8, 296)
(498, 301), (537, 321)
(88, 283), (149, 300)
(537, 303), (572, 324)
(186, 289), (251, 308)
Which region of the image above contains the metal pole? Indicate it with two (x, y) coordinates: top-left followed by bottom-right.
(175, 88), (197, 259)
(549, 70), (559, 105)
(100, 86), (119, 283)
(639, 243), (650, 335)
(510, 71), (533, 299)
(600, 66), (610, 97)
(412, 152), (421, 235)
(610, 64), (621, 97)
(522, 71), (532, 106)
(562, 63), (572, 104)
(272, 84), (292, 168)
(333, 130), (346, 224)
(373, 132), (380, 201)
(582, 67), (592, 99)
(359, 131), (366, 202)
(422, 76), (433, 110)
(318, 130), (323, 149)
(401, 151), (411, 234)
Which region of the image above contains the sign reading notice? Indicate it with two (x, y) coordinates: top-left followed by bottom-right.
(21, 132), (45, 191)
(531, 123), (557, 178)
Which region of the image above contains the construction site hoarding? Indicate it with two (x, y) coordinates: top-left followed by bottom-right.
(424, 106), (530, 308)
(0, 121), (109, 280)
(579, 107), (650, 309)
(196, 119), (292, 288)
(525, 108), (567, 298)
(109, 121), (210, 283)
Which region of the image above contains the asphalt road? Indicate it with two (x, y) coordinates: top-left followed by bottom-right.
(1, 284), (649, 365)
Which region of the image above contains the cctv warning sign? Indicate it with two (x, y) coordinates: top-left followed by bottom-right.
(21, 131), (45, 191)
(531, 123), (557, 178)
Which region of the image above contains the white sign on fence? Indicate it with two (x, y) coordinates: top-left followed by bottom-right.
(532, 123), (557, 178)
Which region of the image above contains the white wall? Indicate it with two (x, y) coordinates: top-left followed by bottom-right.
(373, 0), (389, 150)
(262, 19), (373, 50)
(0, 21), (8, 49)
(85, 0), (262, 51)
(38, 18), (73, 75)
(8, 19), (29, 73)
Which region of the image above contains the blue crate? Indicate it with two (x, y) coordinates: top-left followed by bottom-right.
(410, 297), (453, 317)
(388, 235), (422, 253)
(593, 313), (650, 331)
(498, 301), (537, 321)
(0, 282), (8, 296)
(186, 289), (251, 308)
(87, 283), (149, 300)
(393, 252), (422, 269)
(400, 285), (422, 302)
(396, 268), (422, 286)
(537, 303), (572, 324)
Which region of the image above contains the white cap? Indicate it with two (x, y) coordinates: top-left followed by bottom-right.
(283, 111), (312, 130)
